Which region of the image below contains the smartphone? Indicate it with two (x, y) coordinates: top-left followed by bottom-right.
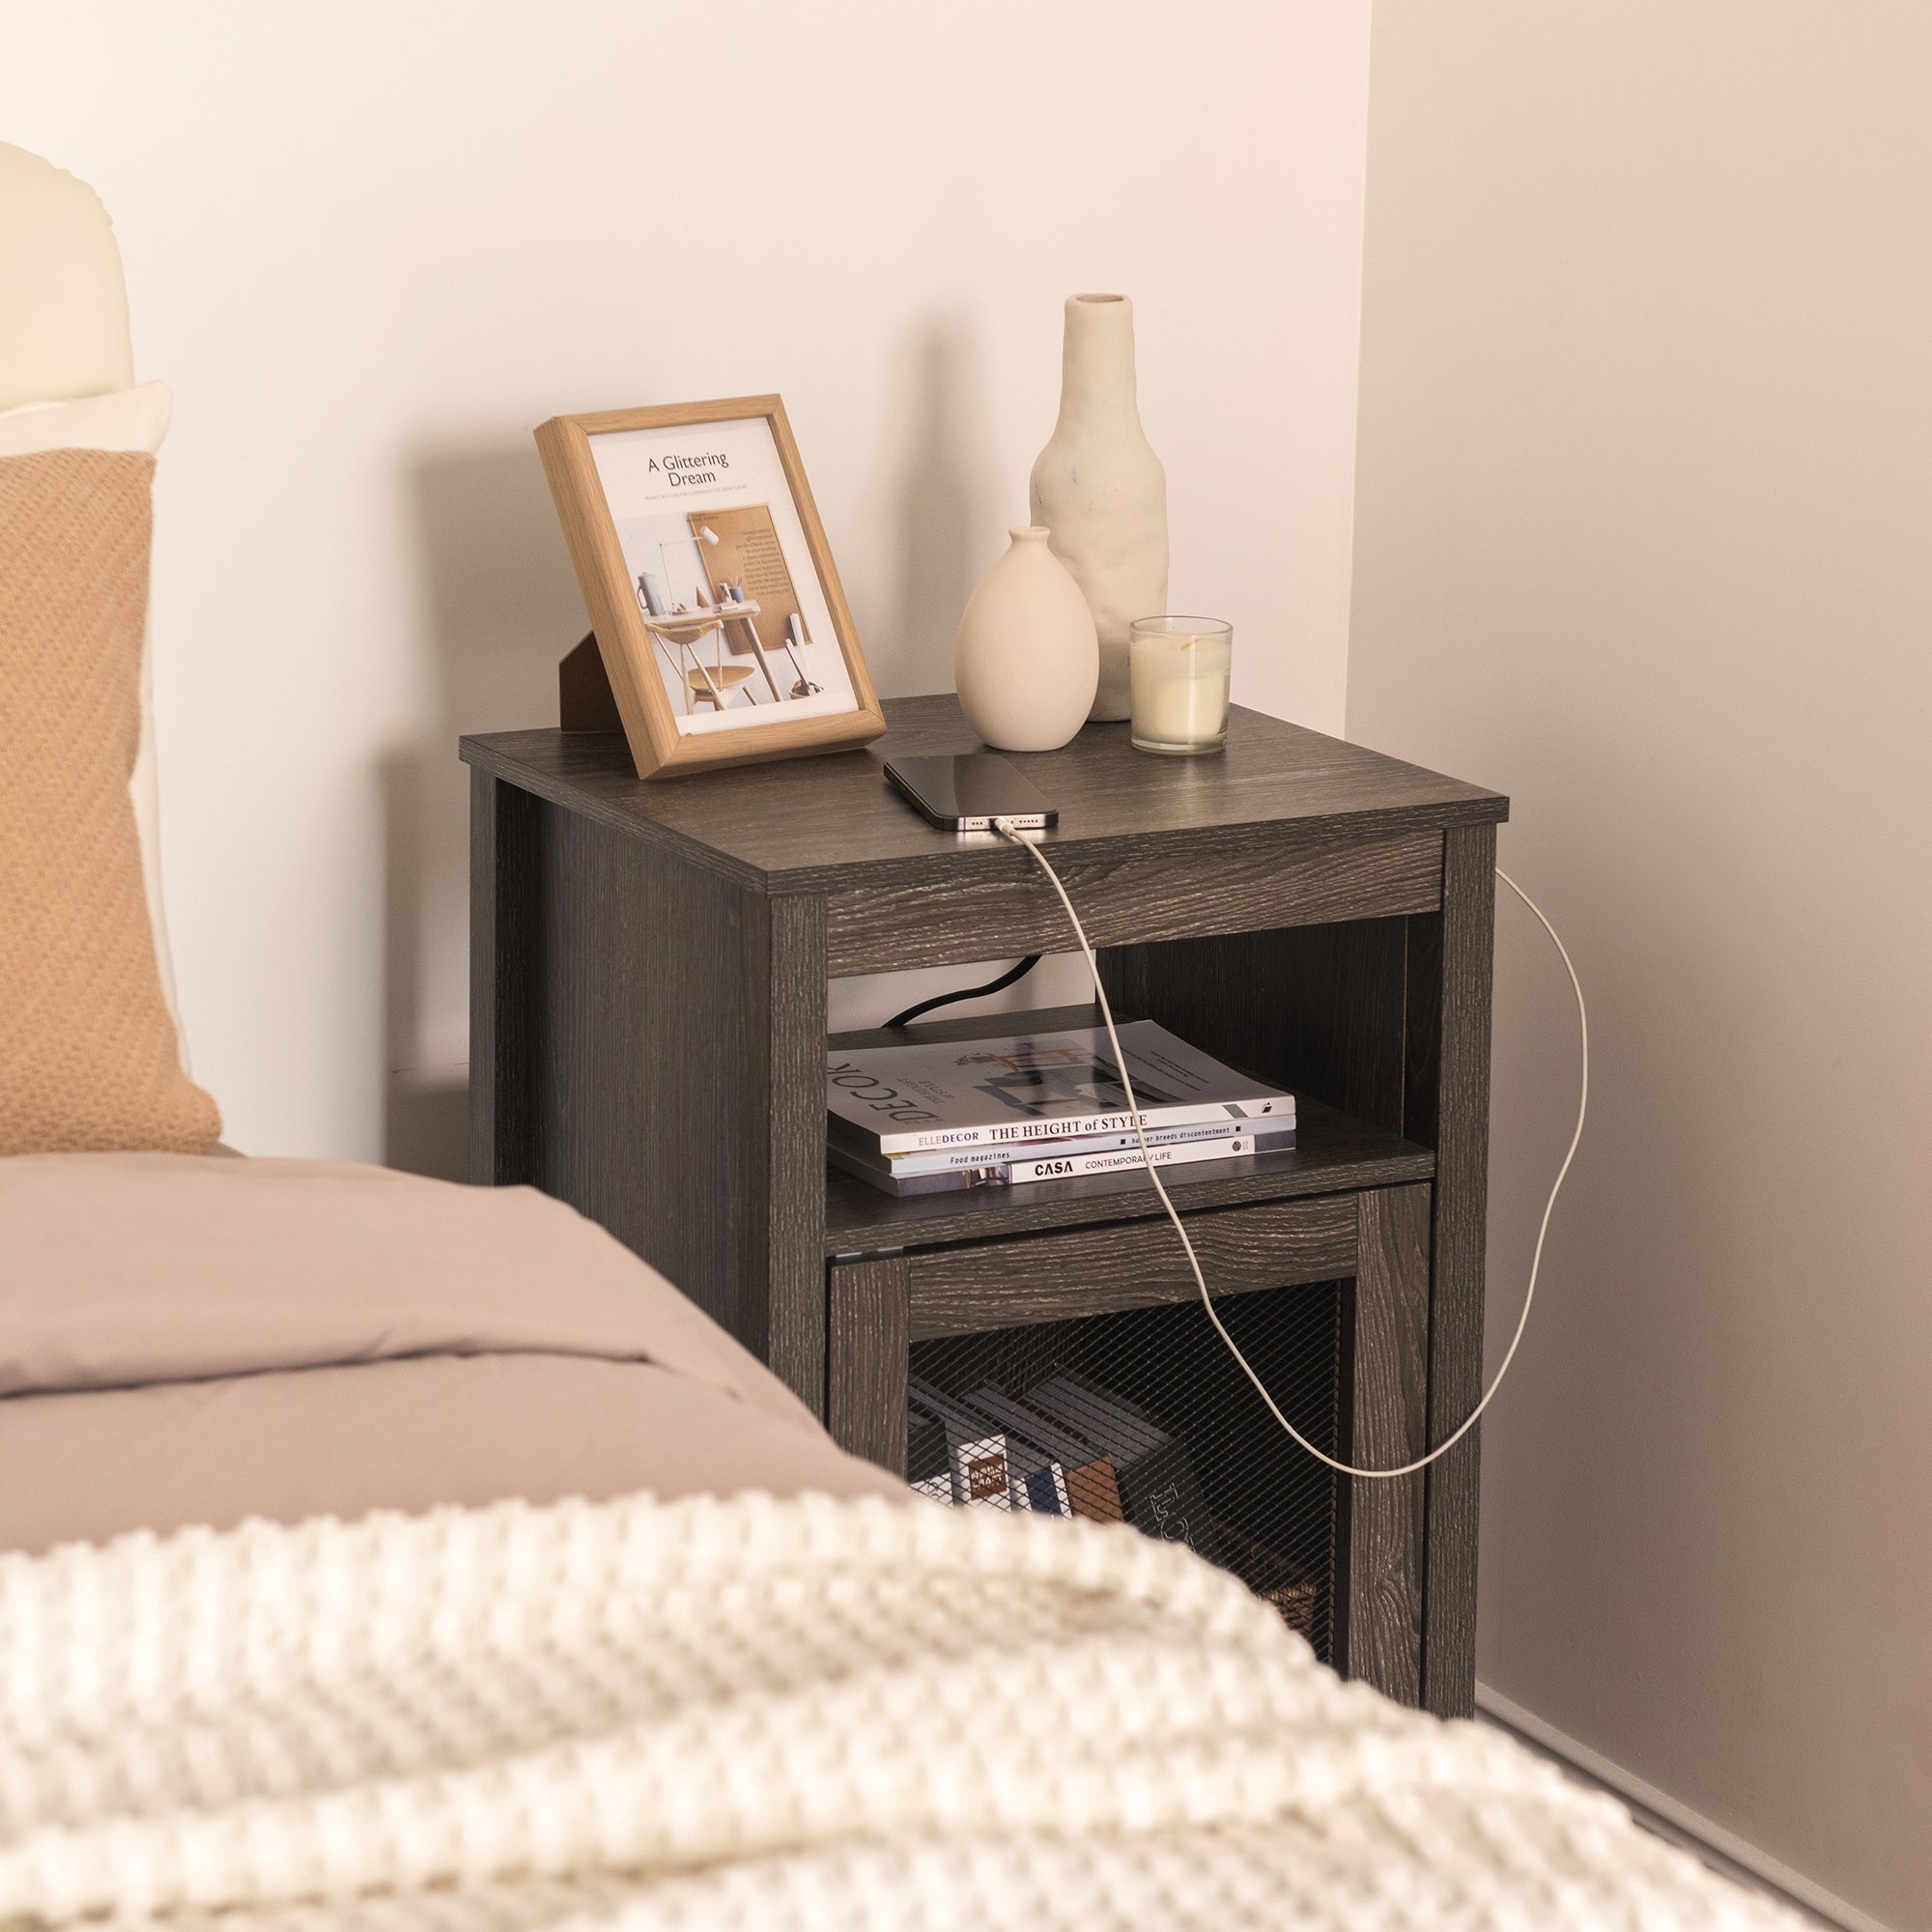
(884, 753), (1058, 833)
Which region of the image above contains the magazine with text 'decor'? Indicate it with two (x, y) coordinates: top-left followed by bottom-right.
(826, 1020), (1294, 1193)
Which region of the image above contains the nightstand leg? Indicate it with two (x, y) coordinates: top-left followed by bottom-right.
(827, 1255), (911, 1473)
(1339, 1182), (1431, 1703)
(761, 893), (830, 1406)
(469, 770), (542, 1187)
(1406, 822), (1497, 1718)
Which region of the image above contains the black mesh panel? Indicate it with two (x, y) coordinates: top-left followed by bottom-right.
(908, 1282), (1347, 1662)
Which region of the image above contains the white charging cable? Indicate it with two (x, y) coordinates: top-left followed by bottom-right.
(989, 817), (1586, 1480)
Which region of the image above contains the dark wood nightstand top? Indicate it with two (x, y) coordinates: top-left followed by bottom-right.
(461, 695), (1508, 895)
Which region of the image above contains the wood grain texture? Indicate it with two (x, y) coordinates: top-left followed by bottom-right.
(461, 694), (1507, 896)
(762, 893), (830, 1407)
(827, 1255), (911, 1472)
(905, 1196), (1358, 1339)
(468, 771), (543, 1186)
(1412, 823), (1496, 1719)
(1100, 913), (1414, 1137)
(824, 829), (1440, 976)
(491, 795), (830, 1398)
(1338, 1183), (1431, 1703)
(534, 804), (757, 1341)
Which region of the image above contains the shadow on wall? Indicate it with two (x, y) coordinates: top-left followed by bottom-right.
(827, 318), (1092, 1031)
(383, 442), (581, 1180)
(384, 335), (1002, 1171)
(884, 320), (985, 701)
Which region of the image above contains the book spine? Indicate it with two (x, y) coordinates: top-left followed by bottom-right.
(1025, 1373), (1218, 1562)
(1003, 1134), (1266, 1183)
(949, 1434), (1012, 1508)
(1065, 1455), (1124, 1523)
(827, 1144), (966, 1196)
(905, 1406), (951, 1488)
(833, 1132), (1290, 1196)
(843, 1118), (1296, 1177)
(958, 1385), (1127, 1528)
(871, 1099), (1277, 1156)
(1009, 1454), (1071, 1516)
(910, 1383), (1018, 1510)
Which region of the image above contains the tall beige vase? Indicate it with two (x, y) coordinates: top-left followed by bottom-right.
(954, 526), (1099, 752)
(1029, 293), (1169, 721)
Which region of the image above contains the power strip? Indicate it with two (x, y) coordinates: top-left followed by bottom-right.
(989, 816), (1586, 1481)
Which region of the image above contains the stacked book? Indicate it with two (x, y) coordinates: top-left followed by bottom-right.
(827, 1019), (1294, 1196)
(907, 1370), (1215, 1564)
(908, 1367), (1320, 1639)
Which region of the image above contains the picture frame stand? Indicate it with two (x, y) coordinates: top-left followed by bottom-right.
(558, 633), (626, 734)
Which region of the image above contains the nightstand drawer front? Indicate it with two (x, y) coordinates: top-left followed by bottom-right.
(826, 1184), (1429, 1705)
(905, 1196), (1358, 1340)
(824, 829), (1442, 976)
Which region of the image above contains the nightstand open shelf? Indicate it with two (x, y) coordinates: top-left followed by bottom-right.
(823, 1005), (1435, 1253)
(462, 694), (1506, 1718)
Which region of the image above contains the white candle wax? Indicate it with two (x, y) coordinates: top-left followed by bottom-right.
(1130, 632), (1232, 749)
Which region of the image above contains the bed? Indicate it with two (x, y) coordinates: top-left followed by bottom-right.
(0, 142), (1798, 1929)
(2, 1156), (1797, 1932)
(0, 1151), (899, 1554)
(0, 1151), (1801, 1924)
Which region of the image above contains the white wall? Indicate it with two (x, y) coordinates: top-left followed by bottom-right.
(1350, 5), (1932, 1926)
(4, 0), (1372, 1169)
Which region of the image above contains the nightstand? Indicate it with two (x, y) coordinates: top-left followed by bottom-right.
(461, 696), (1506, 1716)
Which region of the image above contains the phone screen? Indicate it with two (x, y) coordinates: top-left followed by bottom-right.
(884, 754), (1058, 831)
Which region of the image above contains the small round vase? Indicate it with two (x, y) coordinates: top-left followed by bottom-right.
(954, 526), (1099, 753)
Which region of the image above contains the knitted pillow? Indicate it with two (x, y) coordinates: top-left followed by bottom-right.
(0, 384), (188, 1063)
(0, 446), (219, 1153)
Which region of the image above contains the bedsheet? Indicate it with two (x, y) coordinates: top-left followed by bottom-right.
(0, 1152), (898, 1552)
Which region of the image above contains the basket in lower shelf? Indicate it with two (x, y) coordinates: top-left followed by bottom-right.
(906, 1282), (1345, 1662)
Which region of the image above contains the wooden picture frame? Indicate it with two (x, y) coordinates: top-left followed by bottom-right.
(535, 395), (886, 780)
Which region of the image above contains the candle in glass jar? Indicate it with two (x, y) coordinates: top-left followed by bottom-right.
(1129, 616), (1233, 754)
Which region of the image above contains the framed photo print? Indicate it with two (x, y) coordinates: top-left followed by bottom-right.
(535, 395), (886, 779)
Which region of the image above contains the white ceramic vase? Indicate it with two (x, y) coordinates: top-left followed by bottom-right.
(953, 526), (1099, 752)
(1029, 293), (1169, 721)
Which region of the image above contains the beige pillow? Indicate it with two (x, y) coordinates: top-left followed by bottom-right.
(0, 446), (219, 1153)
(0, 384), (186, 1063)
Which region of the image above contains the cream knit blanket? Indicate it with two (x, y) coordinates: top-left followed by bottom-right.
(0, 1492), (1795, 1931)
